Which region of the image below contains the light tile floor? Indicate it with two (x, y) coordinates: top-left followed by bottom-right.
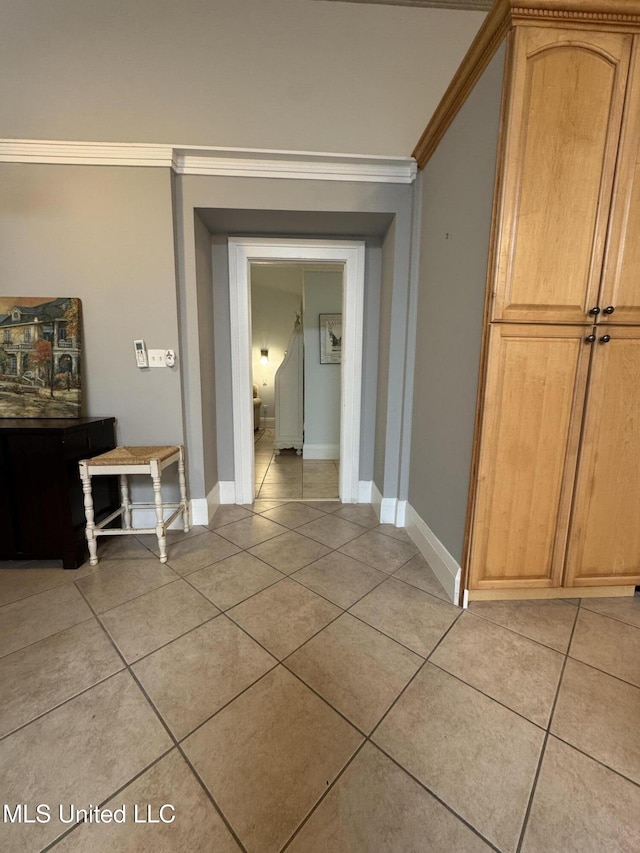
(254, 429), (339, 500)
(0, 502), (639, 852)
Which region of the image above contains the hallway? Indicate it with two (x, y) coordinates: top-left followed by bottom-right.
(0, 500), (638, 851)
(254, 429), (339, 500)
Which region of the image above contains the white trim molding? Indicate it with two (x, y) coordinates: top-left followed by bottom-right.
(404, 502), (461, 604)
(358, 481), (373, 503)
(0, 139), (417, 184)
(218, 481), (237, 504)
(229, 238), (365, 505)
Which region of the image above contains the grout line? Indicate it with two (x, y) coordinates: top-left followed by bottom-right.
(278, 740), (369, 852)
(40, 745), (176, 852)
(546, 732), (640, 791)
(462, 605), (576, 655)
(0, 613), (95, 664)
(370, 742), (503, 853)
(514, 602), (581, 853)
(72, 581), (249, 853)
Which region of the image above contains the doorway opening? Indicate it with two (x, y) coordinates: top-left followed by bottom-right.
(250, 262), (343, 500)
(228, 238), (365, 504)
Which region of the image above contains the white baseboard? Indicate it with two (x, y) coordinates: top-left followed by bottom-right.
(190, 498), (209, 526)
(218, 481), (236, 504)
(404, 502), (461, 604)
(372, 484), (408, 526)
(303, 443), (339, 460)
(358, 480), (372, 503)
(203, 483), (221, 525)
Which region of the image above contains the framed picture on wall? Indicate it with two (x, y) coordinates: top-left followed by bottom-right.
(319, 313), (342, 364)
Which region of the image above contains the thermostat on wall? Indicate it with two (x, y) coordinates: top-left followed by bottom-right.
(134, 339), (148, 368)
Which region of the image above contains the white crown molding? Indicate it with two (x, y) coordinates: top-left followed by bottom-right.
(0, 139), (417, 184)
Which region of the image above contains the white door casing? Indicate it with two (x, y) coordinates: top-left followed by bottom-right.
(228, 237), (365, 504)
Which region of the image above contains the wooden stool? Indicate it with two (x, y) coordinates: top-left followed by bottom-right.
(78, 445), (189, 565)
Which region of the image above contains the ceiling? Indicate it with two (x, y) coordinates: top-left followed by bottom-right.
(318, 0), (493, 11)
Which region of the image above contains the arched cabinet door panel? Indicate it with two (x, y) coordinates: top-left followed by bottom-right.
(492, 27), (631, 324)
(600, 38), (640, 325)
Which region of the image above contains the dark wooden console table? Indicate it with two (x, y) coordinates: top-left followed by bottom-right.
(0, 417), (117, 569)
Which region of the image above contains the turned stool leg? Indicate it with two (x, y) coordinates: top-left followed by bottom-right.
(151, 461), (167, 563)
(79, 461), (99, 566)
(120, 474), (132, 529)
(178, 446), (190, 532)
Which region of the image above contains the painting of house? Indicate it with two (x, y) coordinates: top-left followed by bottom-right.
(0, 297), (81, 417)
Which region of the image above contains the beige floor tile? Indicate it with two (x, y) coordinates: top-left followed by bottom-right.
(0, 583), (92, 658)
(0, 619), (123, 738)
(187, 552), (284, 610)
(100, 579), (219, 662)
(373, 663), (544, 853)
(468, 599), (578, 653)
(521, 736), (640, 853)
(373, 524), (415, 543)
(0, 670), (172, 852)
(431, 611), (564, 727)
(288, 742), (493, 853)
(133, 523), (209, 549)
(210, 505), (255, 529)
(551, 658), (640, 785)
(393, 553), (450, 601)
(182, 665), (362, 853)
(302, 484), (339, 499)
(257, 483), (304, 499)
(301, 500), (341, 512)
(252, 499), (289, 512)
(227, 578), (341, 659)
(53, 749), (241, 852)
(286, 613), (422, 733)
(292, 552), (387, 609)
(133, 616), (276, 740)
(96, 534), (157, 561)
(260, 503), (326, 528)
(331, 504), (379, 529)
(0, 561), (94, 607)
(263, 468), (303, 483)
(296, 515), (364, 549)
(248, 531), (332, 574)
(75, 557), (177, 614)
(350, 578), (459, 657)
(570, 609), (640, 687)
(580, 593), (640, 630)
(161, 530), (241, 576)
(340, 530), (417, 573)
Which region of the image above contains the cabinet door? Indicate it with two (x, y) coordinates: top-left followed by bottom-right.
(492, 27), (631, 323)
(600, 38), (640, 325)
(564, 328), (640, 587)
(468, 325), (591, 589)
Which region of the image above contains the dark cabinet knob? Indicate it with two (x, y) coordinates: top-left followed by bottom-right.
(600, 335), (611, 344)
(603, 306), (615, 314)
(589, 306), (601, 315)
(585, 334), (596, 343)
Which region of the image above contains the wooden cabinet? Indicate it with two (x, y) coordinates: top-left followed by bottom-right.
(493, 26), (631, 325)
(469, 325), (590, 590)
(0, 417), (117, 569)
(414, 2), (640, 600)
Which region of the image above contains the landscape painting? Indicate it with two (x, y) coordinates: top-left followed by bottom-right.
(0, 297), (82, 418)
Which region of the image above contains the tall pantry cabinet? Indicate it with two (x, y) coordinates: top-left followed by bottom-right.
(413, 1), (640, 601)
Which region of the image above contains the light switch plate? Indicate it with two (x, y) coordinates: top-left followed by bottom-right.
(148, 349), (166, 368)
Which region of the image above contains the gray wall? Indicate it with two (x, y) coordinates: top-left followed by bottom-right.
(0, 162), (183, 499)
(194, 211), (218, 495)
(174, 175), (414, 495)
(408, 44), (506, 562)
(1, 0), (484, 157)
(303, 270), (343, 452)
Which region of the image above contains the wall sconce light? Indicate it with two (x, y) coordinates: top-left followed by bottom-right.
(260, 348), (269, 365)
